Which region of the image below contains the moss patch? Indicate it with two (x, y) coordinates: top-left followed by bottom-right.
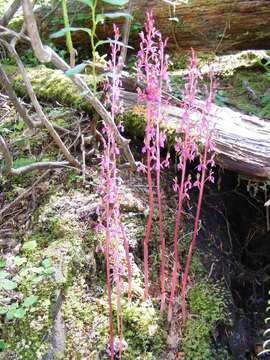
(182, 281), (231, 360)
(220, 67), (270, 119)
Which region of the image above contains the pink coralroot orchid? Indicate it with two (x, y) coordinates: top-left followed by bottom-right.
(136, 11), (170, 310)
(97, 24), (132, 359)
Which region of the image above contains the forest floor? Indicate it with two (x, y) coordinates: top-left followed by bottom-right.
(0, 50), (270, 359)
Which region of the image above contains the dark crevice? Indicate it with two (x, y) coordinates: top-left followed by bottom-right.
(200, 168), (270, 359)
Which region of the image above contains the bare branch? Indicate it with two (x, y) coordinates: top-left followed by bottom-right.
(0, 63), (38, 128)
(22, 0), (136, 168)
(0, 135), (13, 174)
(0, 134), (69, 176)
(1, 39), (80, 168)
(0, 0), (21, 27)
(119, 0), (133, 73)
(11, 161), (70, 175)
(0, 169), (49, 220)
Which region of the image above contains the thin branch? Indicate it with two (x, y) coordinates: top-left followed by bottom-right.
(22, 0), (136, 168)
(0, 169), (49, 220)
(118, 0), (133, 74)
(0, 135), (69, 177)
(0, 135), (13, 174)
(1, 39), (80, 167)
(0, 63), (38, 128)
(0, 0), (21, 27)
(0, 25), (29, 42)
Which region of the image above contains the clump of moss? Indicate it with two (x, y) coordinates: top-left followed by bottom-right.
(219, 67), (270, 118)
(182, 281), (231, 360)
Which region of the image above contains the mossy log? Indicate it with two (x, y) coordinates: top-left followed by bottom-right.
(33, 0), (270, 54)
(4, 65), (270, 181)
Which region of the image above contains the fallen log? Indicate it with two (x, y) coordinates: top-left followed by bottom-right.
(31, 0), (270, 54)
(4, 65), (270, 181)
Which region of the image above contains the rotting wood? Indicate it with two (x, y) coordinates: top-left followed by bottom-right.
(33, 0), (270, 54)
(121, 90), (270, 181)
(4, 63), (269, 181)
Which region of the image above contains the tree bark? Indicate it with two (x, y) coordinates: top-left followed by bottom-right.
(37, 0), (270, 54)
(4, 65), (270, 181)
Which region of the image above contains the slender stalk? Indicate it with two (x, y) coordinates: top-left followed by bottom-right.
(143, 108), (155, 299)
(120, 221), (132, 299)
(90, 0), (98, 94)
(167, 158), (187, 321)
(61, 0), (76, 67)
(105, 169), (115, 360)
(181, 147), (207, 324)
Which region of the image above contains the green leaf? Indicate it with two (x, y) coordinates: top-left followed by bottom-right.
(101, 0), (129, 5)
(14, 308), (27, 319)
(50, 27), (91, 39)
(6, 303), (18, 320)
(65, 63), (87, 77)
(0, 279), (17, 290)
(14, 257), (27, 267)
(77, 0), (93, 6)
(22, 240), (37, 252)
(96, 14), (105, 24)
(42, 258), (52, 268)
(96, 39), (133, 49)
(0, 306), (8, 315)
(0, 259), (5, 268)
(0, 271), (8, 279)
(44, 267), (55, 275)
(22, 295), (38, 308)
(98, 12), (132, 21)
(0, 339), (5, 351)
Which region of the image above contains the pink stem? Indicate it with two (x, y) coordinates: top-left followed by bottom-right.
(120, 221), (132, 299)
(105, 212), (114, 359)
(156, 157), (166, 311)
(181, 148), (207, 324)
(144, 140), (154, 300)
(104, 134), (114, 360)
(167, 158), (187, 321)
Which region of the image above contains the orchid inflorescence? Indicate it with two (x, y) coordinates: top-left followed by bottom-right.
(96, 12), (216, 360)
(97, 24), (132, 360)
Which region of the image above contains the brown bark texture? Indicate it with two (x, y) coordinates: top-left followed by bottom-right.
(36, 0), (270, 54)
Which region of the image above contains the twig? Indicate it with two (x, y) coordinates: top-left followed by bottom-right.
(0, 170), (50, 220)
(0, 135), (13, 172)
(81, 131), (86, 183)
(118, 0), (133, 75)
(1, 39), (80, 168)
(0, 0), (21, 27)
(0, 63), (38, 129)
(22, 0), (136, 169)
(0, 135), (69, 176)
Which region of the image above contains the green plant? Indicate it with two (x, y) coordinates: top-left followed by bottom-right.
(50, 0), (132, 93)
(0, 295), (38, 321)
(61, 0), (76, 66)
(214, 90), (230, 107)
(182, 281), (230, 360)
(0, 256), (54, 323)
(258, 290), (270, 357)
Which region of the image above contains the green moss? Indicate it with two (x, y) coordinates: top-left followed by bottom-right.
(221, 68), (270, 118)
(182, 281), (231, 360)
(4, 65), (94, 113)
(1, 194), (92, 359)
(121, 109), (146, 139)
